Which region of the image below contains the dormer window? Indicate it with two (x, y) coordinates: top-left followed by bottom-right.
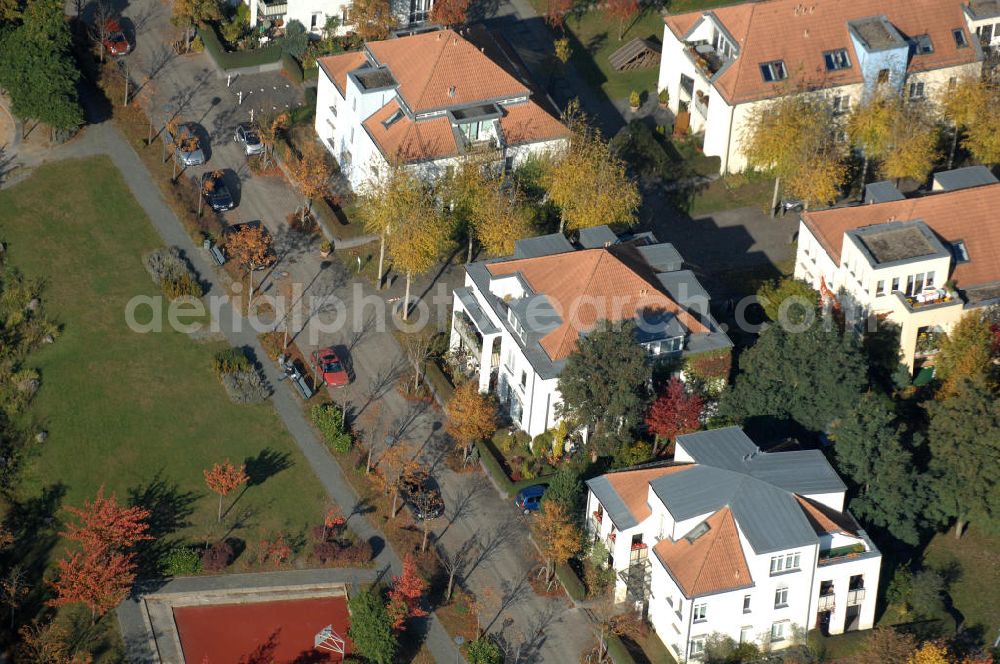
(953, 28), (968, 48)
(913, 34), (934, 54)
(506, 307), (526, 342)
(950, 240), (970, 263)
(381, 109), (404, 129)
(759, 60), (787, 82)
(823, 49), (851, 71)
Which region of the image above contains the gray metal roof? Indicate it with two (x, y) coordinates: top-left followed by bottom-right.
(454, 287), (498, 335)
(638, 243), (683, 273)
(932, 165), (999, 192)
(864, 181), (905, 204)
(657, 270), (709, 308)
(676, 427), (758, 469)
(512, 233), (573, 259)
(577, 225), (619, 249)
(586, 475), (638, 530)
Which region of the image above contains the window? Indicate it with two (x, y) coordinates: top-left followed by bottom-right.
(771, 621), (788, 642)
(310, 12), (320, 29)
(980, 24), (995, 45)
(506, 307), (525, 341)
(951, 240), (970, 263)
(906, 274), (915, 296)
(954, 28), (968, 48)
(891, 277), (900, 292)
(693, 603), (707, 623)
(774, 586), (789, 608)
(926, 271), (935, 288)
(350, 127), (354, 144)
(690, 638), (706, 656)
(949, 76), (958, 90)
(381, 109), (404, 129)
(823, 49), (851, 70)
(876, 280), (886, 296)
(770, 552), (800, 574)
(877, 68), (890, 85)
(743, 595), (751, 613)
(760, 61), (787, 82)
(740, 626), (753, 644)
(832, 94), (851, 114)
(914, 34), (934, 54)
(909, 81), (925, 100)
(520, 370), (527, 389)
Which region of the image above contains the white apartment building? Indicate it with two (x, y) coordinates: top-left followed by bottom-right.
(585, 427), (882, 662)
(448, 226), (731, 438)
(249, 0), (432, 39)
(794, 167), (1000, 374)
(657, 0), (987, 174)
(314, 26), (569, 191)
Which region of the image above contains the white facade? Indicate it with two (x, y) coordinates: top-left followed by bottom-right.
(585, 430), (882, 662)
(250, 0), (427, 38)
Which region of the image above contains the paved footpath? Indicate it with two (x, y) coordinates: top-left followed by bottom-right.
(64, 121), (465, 662)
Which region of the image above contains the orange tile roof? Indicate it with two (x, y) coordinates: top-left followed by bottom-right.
(653, 507), (753, 597)
(362, 100), (458, 163)
(486, 246), (710, 361)
(606, 465), (692, 525)
(317, 51), (367, 97)
(802, 183), (1000, 290)
(666, 0), (981, 105)
(366, 29), (530, 113)
(795, 496), (858, 536)
(499, 100), (570, 147)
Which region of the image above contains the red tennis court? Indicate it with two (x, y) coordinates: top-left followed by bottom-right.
(173, 596), (351, 663)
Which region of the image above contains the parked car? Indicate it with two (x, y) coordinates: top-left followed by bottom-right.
(399, 471), (444, 521)
(515, 485), (546, 514)
(102, 19), (131, 56)
(234, 123), (265, 156)
(200, 171), (234, 211)
(311, 347), (349, 387)
(170, 123), (205, 166)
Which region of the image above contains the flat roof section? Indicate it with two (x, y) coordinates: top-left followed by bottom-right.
(857, 226), (937, 264)
(849, 16), (906, 51)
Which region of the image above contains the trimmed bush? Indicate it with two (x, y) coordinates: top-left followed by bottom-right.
(213, 347), (251, 377)
(143, 246), (203, 300)
(201, 541), (233, 572)
(606, 634), (638, 664)
(311, 403), (353, 453)
(221, 370), (269, 404)
(198, 23), (282, 71)
(467, 638), (502, 664)
(161, 545), (203, 576)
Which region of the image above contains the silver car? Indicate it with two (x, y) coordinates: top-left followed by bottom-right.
(169, 123), (205, 166)
(234, 123), (265, 156)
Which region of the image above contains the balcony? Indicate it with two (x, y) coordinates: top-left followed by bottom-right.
(818, 543), (867, 566)
(895, 289), (961, 314)
(257, 0), (287, 17)
(452, 310), (483, 355)
(847, 588), (866, 606)
(817, 594), (835, 612)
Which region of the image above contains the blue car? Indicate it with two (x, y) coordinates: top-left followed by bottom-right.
(515, 485), (546, 514)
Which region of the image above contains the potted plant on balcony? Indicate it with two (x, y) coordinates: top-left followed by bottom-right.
(629, 90), (641, 112)
(658, 89), (669, 109)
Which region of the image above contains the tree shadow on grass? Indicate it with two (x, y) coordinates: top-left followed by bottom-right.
(2, 483), (66, 617)
(244, 447), (293, 487)
(127, 472), (198, 577)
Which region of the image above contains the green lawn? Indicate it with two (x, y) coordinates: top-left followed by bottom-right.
(922, 528), (1000, 640)
(0, 157), (328, 562)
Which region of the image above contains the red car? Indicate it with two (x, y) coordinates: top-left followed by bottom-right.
(102, 20), (131, 56)
(311, 347), (349, 387)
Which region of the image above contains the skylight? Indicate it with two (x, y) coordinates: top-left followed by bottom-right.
(953, 28), (968, 48)
(759, 60), (787, 83)
(823, 49), (851, 71)
(950, 240), (970, 263)
(913, 34), (934, 54)
(381, 109), (404, 129)
(685, 521), (711, 543)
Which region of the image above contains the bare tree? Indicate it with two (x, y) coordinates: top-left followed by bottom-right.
(434, 537), (477, 603)
(401, 329), (436, 393)
(91, 0), (113, 63)
(0, 565), (27, 629)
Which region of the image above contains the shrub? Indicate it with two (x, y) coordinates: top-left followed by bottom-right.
(143, 246), (203, 299)
(314, 541), (340, 564)
(545, 467), (583, 511)
(340, 541), (373, 564)
(658, 88), (669, 105)
(531, 430), (553, 456)
(467, 637), (502, 664)
(162, 273), (203, 299)
(201, 541), (233, 572)
(311, 403), (353, 453)
(519, 459), (535, 480)
(213, 347), (251, 376)
(258, 331), (284, 360)
(629, 90), (641, 108)
(221, 370), (269, 404)
(160, 545), (202, 576)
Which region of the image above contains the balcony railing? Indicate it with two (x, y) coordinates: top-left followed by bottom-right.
(685, 43), (728, 77)
(257, 0), (287, 16)
(818, 543), (867, 565)
(817, 594), (835, 611)
(848, 588), (866, 606)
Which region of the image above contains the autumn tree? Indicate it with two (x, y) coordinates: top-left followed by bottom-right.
(62, 486), (152, 552)
(445, 381), (497, 461)
(387, 192), (448, 321)
(171, 0), (221, 51)
(204, 460), (250, 522)
(50, 550), (137, 621)
(18, 618), (93, 664)
(257, 111), (289, 167)
(543, 0), (572, 29)
(429, 0), (468, 25)
(743, 93), (838, 216)
(358, 165), (425, 290)
(288, 143), (332, 221)
(925, 378), (1000, 539)
(348, 0), (397, 40)
(1, 565), (27, 629)
(387, 554), (429, 630)
(604, 0), (639, 41)
(784, 147), (847, 209)
(934, 311), (996, 398)
(543, 104), (640, 233)
(645, 377), (703, 456)
(374, 443), (410, 518)
(534, 501), (580, 586)
(846, 93), (897, 187)
(939, 75), (991, 169)
(880, 102), (939, 185)
(851, 626), (916, 664)
(907, 642), (951, 664)
(227, 224), (275, 314)
(348, 588), (397, 664)
(963, 86), (1000, 166)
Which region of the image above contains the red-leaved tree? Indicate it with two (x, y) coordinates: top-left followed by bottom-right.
(604, 0), (639, 40)
(429, 0), (468, 25)
(204, 460), (250, 523)
(49, 550), (136, 621)
(645, 378), (703, 456)
(63, 486), (152, 553)
(386, 554), (428, 631)
(544, 0), (573, 29)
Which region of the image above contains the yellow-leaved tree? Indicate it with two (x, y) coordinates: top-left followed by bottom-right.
(880, 102), (939, 185)
(534, 501), (580, 587)
(445, 381), (497, 461)
(543, 103), (639, 233)
(847, 93), (898, 187)
(934, 311), (996, 398)
(938, 75), (990, 169)
(348, 0), (397, 40)
(358, 164), (423, 290)
(387, 187), (448, 321)
(963, 81), (1000, 167)
(906, 641), (950, 664)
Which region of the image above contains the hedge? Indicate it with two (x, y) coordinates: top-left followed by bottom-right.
(281, 50), (304, 84)
(554, 561), (586, 602)
(474, 438), (554, 498)
(424, 361), (455, 403)
(198, 23), (281, 71)
(605, 634), (638, 664)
